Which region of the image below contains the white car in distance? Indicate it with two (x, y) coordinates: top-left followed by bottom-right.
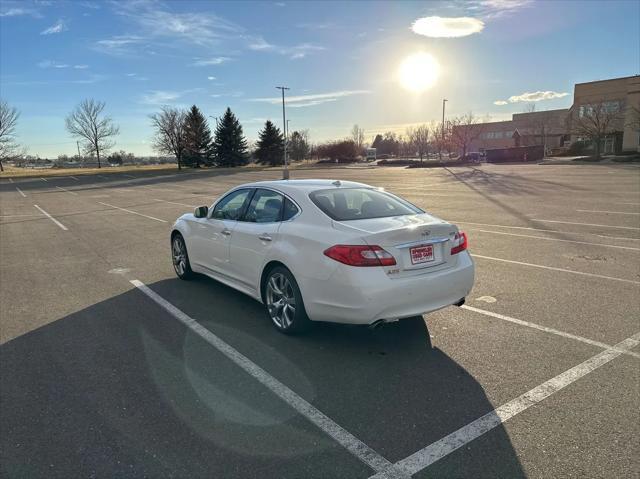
(170, 179), (474, 334)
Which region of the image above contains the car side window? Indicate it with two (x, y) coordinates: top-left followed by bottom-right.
(244, 189), (284, 223)
(211, 189), (252, 220)
(282, 197), (299, 221)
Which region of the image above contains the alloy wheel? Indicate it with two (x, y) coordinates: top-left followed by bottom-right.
(265, 273), (296, 329)
(172, 236), (187, 276)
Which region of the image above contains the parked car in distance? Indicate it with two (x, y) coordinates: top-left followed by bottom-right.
(459, 152), (484, 163)
(170, 179), (475, 334)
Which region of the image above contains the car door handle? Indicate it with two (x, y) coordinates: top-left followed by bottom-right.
(258, 234), (272, 242)
(221, 229), (232, 236)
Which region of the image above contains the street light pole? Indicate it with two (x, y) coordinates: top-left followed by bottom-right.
(276, 86), (290, 179)
(441, 98), (447, 161)
(208, 115), (219, 128)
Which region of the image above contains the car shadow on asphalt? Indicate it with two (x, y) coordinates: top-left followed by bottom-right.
(1, 274), (525, 478)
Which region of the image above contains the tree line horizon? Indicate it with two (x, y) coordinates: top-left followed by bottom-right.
(0, 97), (633, 171)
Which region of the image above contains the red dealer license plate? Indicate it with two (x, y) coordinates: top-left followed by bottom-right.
(410, 244), (434, 265)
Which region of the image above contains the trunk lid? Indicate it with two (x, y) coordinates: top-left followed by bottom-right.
(333, 214), (459, 277)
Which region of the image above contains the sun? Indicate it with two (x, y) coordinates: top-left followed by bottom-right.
(398, 52), (440, 93)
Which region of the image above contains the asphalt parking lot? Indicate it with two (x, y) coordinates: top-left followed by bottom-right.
(1, 163), (639, 478)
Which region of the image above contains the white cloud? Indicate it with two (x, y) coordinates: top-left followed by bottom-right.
(412, 16), (484, 38)
(507, 91), (569, 103)
(297, 22), (334, 30)
(38, 60), (69, 68)
(140, 88), (202, 105)
(289, 99), (338, 108)
(248, 37), (274, 51)
(274, 2), (286, 6)
(0, 7), (41, 18)
(79, 1), (100, 9)
(191, 57), (231, 66)
(41, 19), (67, 35)
(207, 76), (216, 80)
(493, 100), (508, 106)
(73, 64), (89, 69)
(247, 36), (324, 59)
(473, 0), (532, 19)
(113, 2), (243, 47)
(94, 35), (145, 55)
(141, 90), (183, 105)
(250, 90), (370, 107)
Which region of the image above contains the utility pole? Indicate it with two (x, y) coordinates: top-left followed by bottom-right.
(276, 86), (290, 179)
(440, 99), (447, 161)
(76, 141), (81, 159)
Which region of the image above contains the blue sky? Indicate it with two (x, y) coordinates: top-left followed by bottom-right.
(1, 0), (638, 157)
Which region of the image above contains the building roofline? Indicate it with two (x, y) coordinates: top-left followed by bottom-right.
(513, 108), (569, 116)
(575, 74), (639, 86)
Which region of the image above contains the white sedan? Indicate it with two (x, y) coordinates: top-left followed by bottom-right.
(170, 179), (474, 334)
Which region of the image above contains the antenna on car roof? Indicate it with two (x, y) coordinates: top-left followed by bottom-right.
(332, 180), (341, 187)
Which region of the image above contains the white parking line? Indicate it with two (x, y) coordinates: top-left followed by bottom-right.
(470, 228), (640, 251)
(530, 218), (640, 231)
(375, 332), (640, 478)
(15, 187), (26, 198)
(130, 279), (399, 476)
(56, 186), (78, 196)
(472, 254), (640, 285)
(33, 204), (68, 231)
(8, 178), (13, 183)
(577, 209), (640, 215)
(69, 176), (79, 181)
(40, 177), (48, 182)
(153, 198), (197, 208)
(123, 174), (136, 178)
(97, 175), (108, 180)
(98, 202), (168, 223)
(462, 305), (640, 359)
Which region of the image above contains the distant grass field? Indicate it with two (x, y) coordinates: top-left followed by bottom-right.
(0, 160), (348, 178)
(0, 164), (185, 178)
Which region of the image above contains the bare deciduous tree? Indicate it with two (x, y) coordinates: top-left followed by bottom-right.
(449, 112), (486, 157)
(150, 106), (187, 169)
(406, 124), (429, 162)
(65, 99), (119, 168)
(351, 124), (365, 154)
(0, 100), (22, 172)
(571, 100), (624, 159)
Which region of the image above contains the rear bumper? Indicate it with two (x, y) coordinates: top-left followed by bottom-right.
(300, 252), (475, 325)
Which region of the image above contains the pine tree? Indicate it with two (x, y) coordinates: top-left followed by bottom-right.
(183, 105), (213, 168)
(254, 120), (284, 166)
(212, 107), (249, 167)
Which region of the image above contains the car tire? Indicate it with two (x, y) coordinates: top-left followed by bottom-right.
(264, 266), (310, 334)
(171, 233), (194, 280)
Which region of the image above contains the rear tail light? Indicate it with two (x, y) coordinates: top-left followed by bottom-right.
(450, 231), (468, 255)
(324, 245), (397, 267)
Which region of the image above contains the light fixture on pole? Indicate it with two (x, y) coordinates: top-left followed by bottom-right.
(208, 115), (219, 128)
(276, 86), (290, 180)
(441, 99), (447, 161)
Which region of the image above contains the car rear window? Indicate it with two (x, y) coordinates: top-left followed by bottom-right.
(309, 188), (423, 221)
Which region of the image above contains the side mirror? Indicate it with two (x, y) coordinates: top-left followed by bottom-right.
(194, 205), (208, 218)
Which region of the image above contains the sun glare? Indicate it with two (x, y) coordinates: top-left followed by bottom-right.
(398, 52), (440, 93)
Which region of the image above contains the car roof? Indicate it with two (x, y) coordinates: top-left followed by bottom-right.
(240, 179), (372, 195)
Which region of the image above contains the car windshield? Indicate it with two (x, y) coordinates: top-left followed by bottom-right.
(309, 188), (423, 221)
